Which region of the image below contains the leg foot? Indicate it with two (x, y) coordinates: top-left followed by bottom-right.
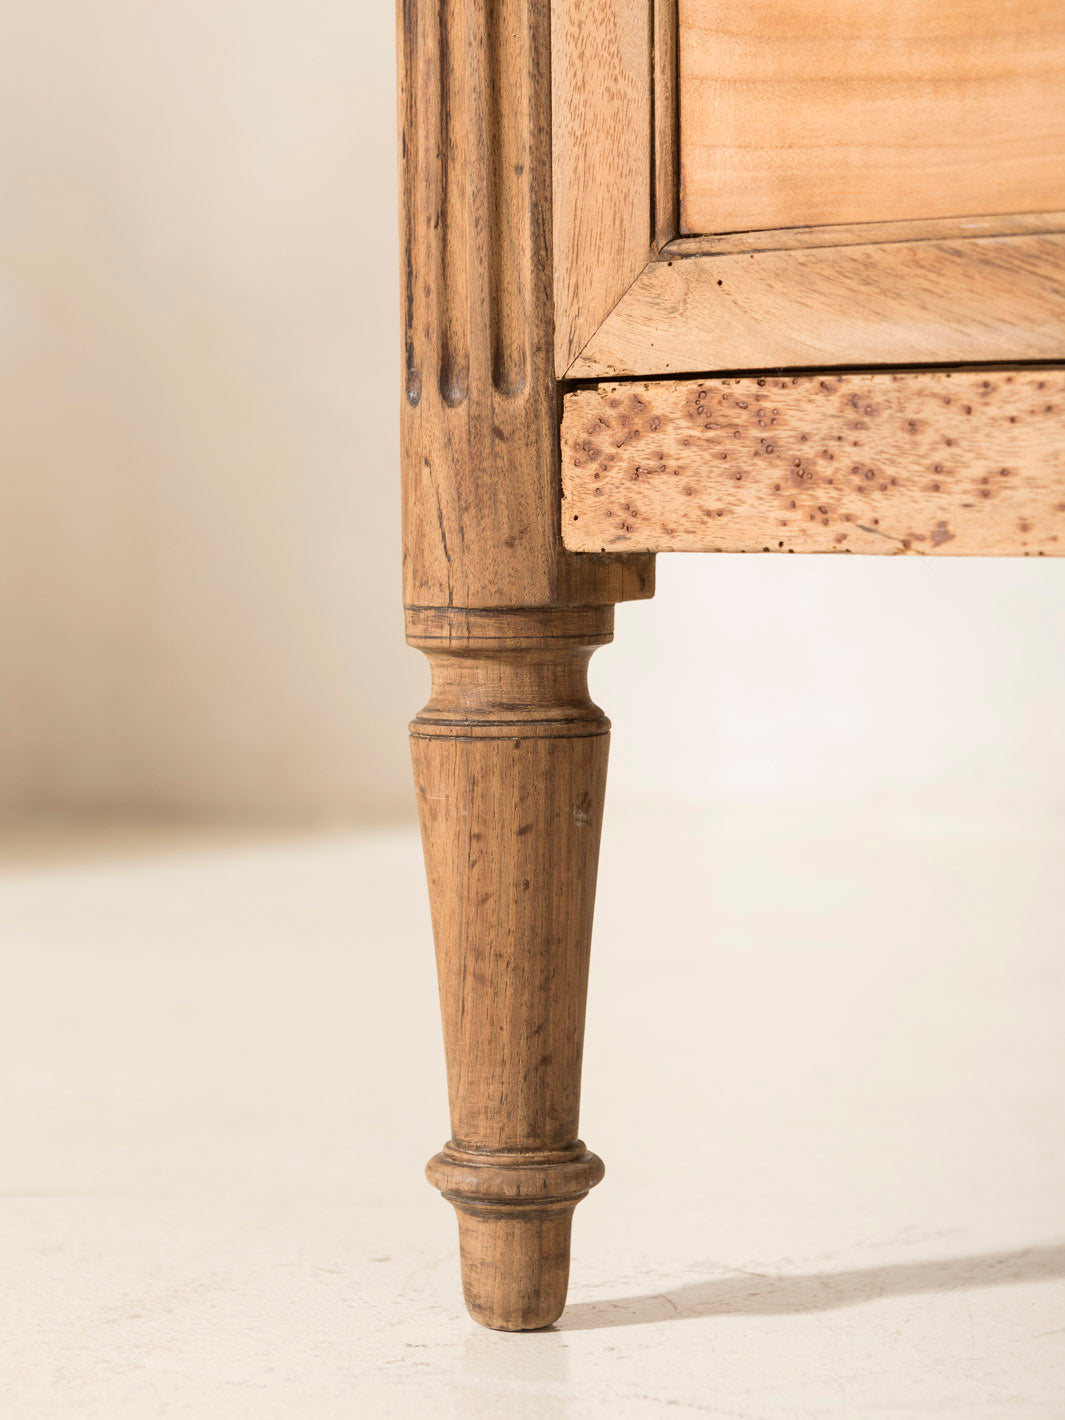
(427, 1143), (605, 1329)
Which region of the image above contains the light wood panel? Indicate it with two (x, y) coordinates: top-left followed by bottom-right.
(679, 0), (1065, 234)
(566, 232), (1065, 379)
(551, 0), (653, 375)
(562, 369), (1065, 555)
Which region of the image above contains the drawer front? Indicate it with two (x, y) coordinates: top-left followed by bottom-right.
(679, 0), (1065, 234)
(561, 368), (1065, 557)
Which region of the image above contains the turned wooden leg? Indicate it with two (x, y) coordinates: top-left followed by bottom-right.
(407, 605), (613, 1330)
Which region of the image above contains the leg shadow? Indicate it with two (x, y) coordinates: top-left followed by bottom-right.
(558, 1241), (1065, 1331)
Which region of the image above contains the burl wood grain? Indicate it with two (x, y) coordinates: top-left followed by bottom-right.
(408, 606), (612, 1330)
(562, 370), (1065, 555)
(679, 0), (1065, 234)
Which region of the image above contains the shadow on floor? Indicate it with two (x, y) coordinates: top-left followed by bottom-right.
(557, 1241), (1065, 1331)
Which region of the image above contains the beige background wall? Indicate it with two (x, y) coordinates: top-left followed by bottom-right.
(1, 0), (421, 820)
(2, 3), (1063, 824)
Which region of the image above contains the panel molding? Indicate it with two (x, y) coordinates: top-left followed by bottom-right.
(551, 0), (654, 376)
(652, 0), (679, 249)
(564, 229), (1065, 380)
(663, 211), (1065, 259)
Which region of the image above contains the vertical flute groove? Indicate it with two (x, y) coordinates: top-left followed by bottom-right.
(437, 0), (470, 407)
(399, 0), (422, 406)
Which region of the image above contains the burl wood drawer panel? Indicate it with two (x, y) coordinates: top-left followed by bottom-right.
(561, 368), (1065, 556)
(679, 0), (1065, 233)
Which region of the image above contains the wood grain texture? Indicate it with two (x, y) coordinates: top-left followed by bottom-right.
(566, 233), (1065, 379)
(551, 0), (653, 375)
(653, 0), (679, 248)
(665, 211), (1065, 259)
(678, 0), (1065, 234)
(408, 606), (612, 1330)
(397, 0), (653, 608)
(561, 369), (1065, 555)
(398, 0), (654, 1331)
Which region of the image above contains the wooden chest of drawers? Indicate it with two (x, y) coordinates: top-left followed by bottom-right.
(397, 0), (1065, 1329)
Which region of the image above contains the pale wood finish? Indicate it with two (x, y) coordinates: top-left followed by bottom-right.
(408, 606), (613, 1330)
(551, 0), (653, 375)
(678, 0), (1065, 234)
(666, 211), (1065, 259)
(562, 369), (1065, 555)
(397, 0), (653, 608)
(567, 233), (1065, 379)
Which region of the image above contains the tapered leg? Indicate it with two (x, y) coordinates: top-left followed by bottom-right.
(407, 606), (613, 1330)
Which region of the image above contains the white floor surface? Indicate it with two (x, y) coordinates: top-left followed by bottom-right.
(2, 805), (1063, 1418)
